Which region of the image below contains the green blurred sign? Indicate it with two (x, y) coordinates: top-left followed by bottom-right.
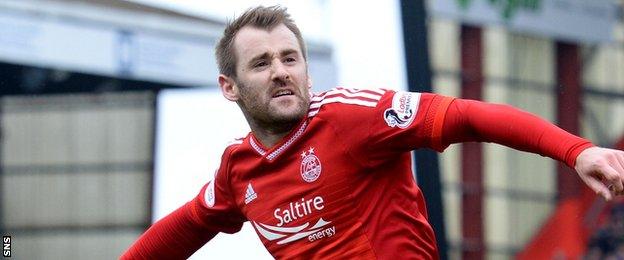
(457, 0), (541, 19)
(433, 0), (616, 43)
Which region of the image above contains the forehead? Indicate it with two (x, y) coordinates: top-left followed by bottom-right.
(233, 24), (301, 62)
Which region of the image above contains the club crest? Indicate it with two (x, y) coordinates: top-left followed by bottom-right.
(300, 147), (322, 183)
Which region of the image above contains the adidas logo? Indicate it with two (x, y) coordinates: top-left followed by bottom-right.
(244, 183), (257, 204)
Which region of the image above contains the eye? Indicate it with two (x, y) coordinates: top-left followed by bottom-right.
(284, 57), (297, 63)
(254, 61), (268, 68)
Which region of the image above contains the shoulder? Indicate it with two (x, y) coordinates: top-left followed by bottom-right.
(308, 87), (390, 118)
(211, 136), (248, 181)
(219, 136), (248, 165)
(225, 137), (245, 151)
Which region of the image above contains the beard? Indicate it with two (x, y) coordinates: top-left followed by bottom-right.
(236, 79), (310, 131)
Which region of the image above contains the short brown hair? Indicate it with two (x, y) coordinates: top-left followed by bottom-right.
(215, 6), (308, 78)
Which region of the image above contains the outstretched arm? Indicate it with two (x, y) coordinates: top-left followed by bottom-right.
(121, 198), (217, 259)
(442, 98), (624, 201)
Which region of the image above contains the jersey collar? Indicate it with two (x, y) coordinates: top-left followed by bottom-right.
(248, 117), (309, 161)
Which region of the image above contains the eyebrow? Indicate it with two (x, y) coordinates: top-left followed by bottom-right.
(246, 49), (300, 67)
(280, 49), (298, 58)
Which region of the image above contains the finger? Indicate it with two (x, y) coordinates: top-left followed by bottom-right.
(608, 165), (624, 194)
(611, 184), (624, 197)
(602, 165), (624, 193)
(609, 150), (624, 175)
(585, 177), (613, 201)
(615, 151), (624, 177)
(612, 180), (624, 194)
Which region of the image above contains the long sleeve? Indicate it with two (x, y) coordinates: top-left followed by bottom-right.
(441, 98), (593, 168)
(120, 197), (218, 260)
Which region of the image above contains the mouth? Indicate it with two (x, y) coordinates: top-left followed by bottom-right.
(272, 89), (295, 98)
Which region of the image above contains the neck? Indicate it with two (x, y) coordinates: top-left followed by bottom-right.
(249, 120), (300, 148)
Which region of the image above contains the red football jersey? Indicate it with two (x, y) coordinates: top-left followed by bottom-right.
(194, 88), (453, 259)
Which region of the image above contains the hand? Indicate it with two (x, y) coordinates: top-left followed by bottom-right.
(575, 147), (624, 201)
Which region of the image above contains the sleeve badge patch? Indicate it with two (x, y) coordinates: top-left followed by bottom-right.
(384, 91), (421, 129)
(204, 179), (216, 207)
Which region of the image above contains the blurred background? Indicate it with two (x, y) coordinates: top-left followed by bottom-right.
(0, 0), (623, 259)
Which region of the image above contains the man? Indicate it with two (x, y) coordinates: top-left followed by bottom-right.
(122, 6), (624, 259)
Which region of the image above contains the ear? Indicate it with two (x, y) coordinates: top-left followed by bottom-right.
(219, 74), (239, 102)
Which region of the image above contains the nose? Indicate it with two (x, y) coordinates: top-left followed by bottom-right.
(270, 60), (290, 82)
